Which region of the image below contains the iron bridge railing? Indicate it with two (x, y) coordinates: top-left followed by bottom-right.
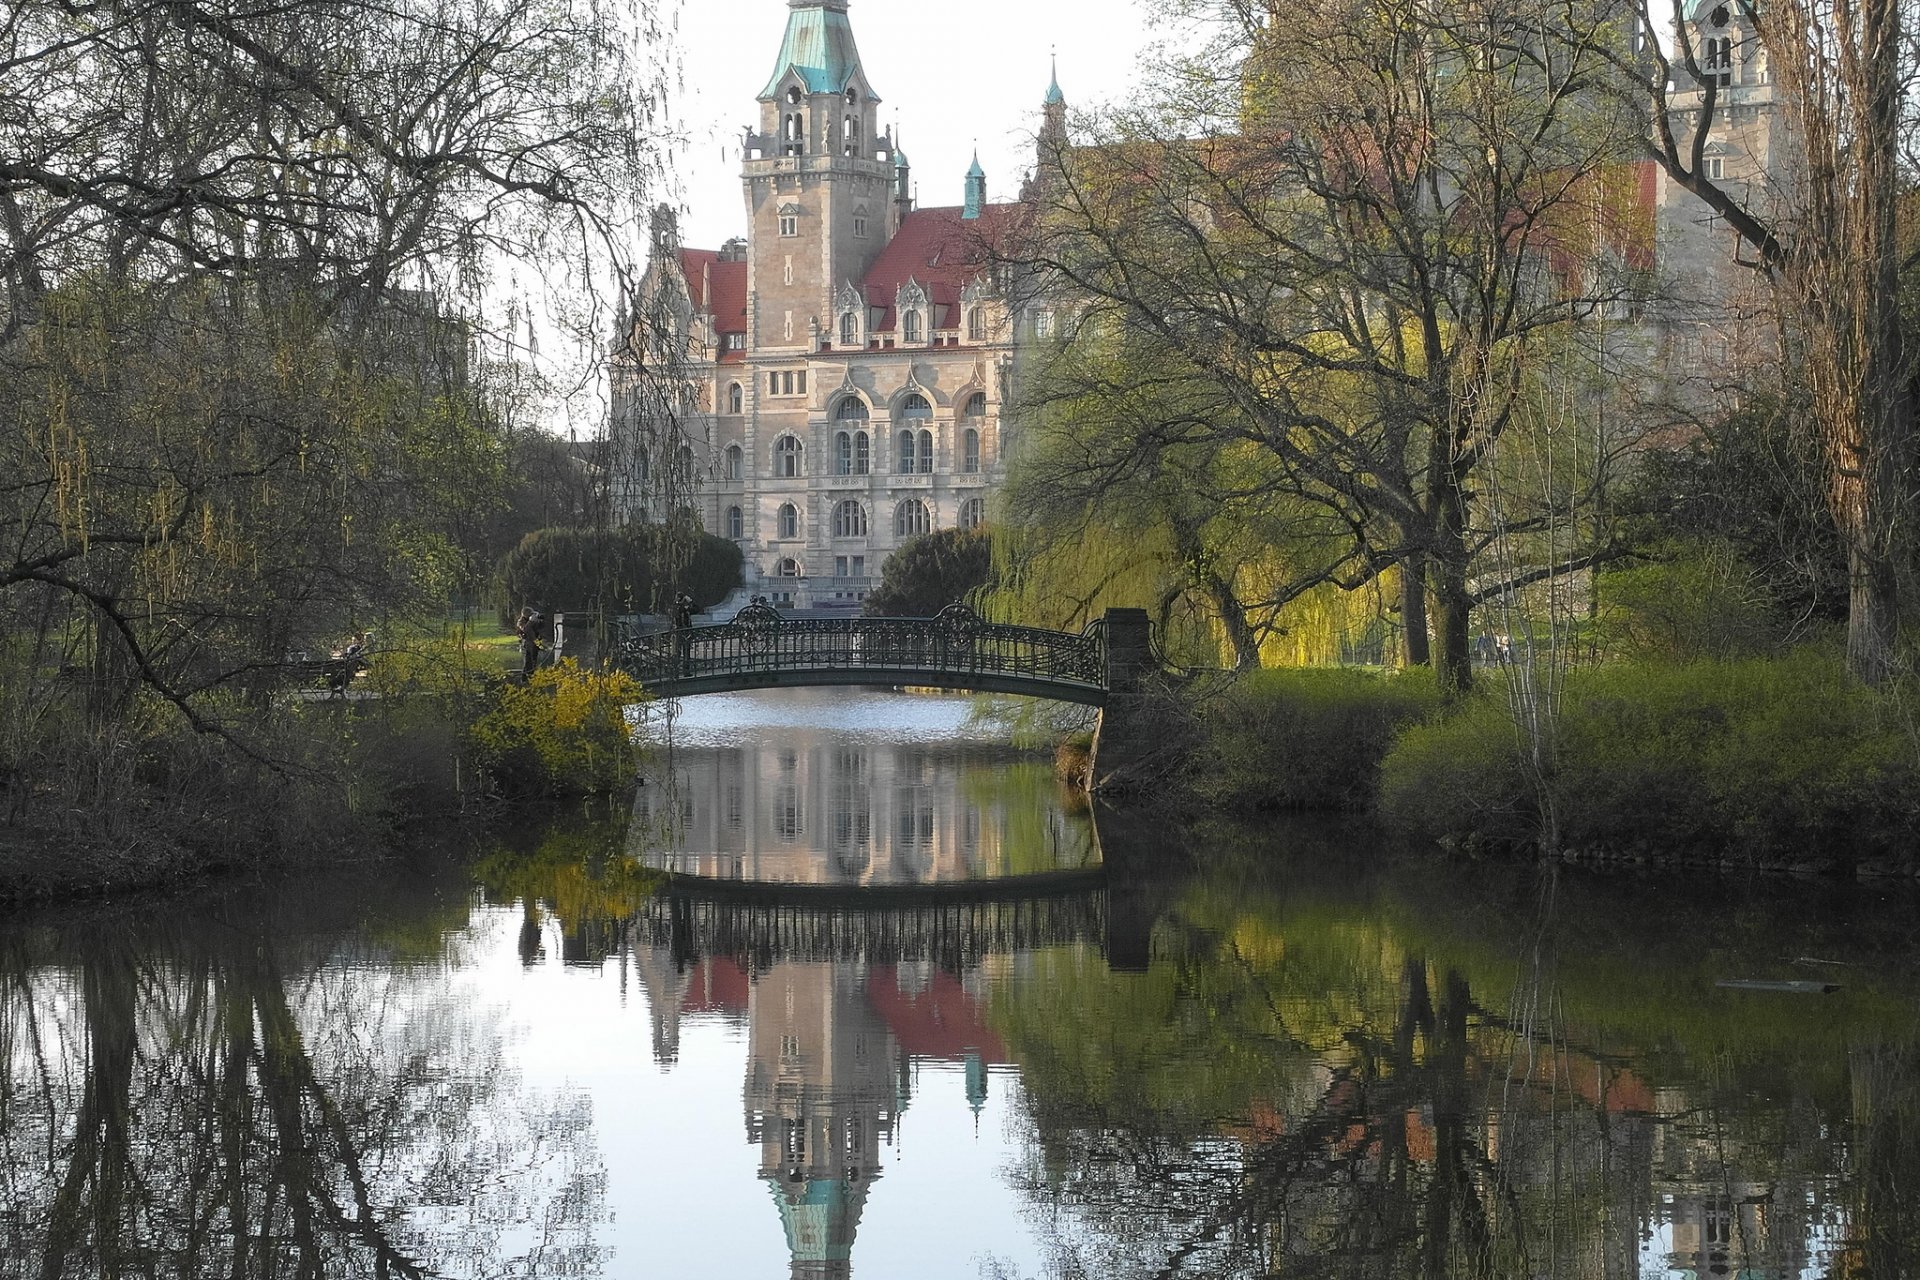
(616, 599), (1109, 698)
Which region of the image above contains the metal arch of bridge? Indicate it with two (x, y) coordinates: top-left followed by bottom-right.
(616, 599), (1109, 704)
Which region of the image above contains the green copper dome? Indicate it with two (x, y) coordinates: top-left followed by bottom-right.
(760, 1), (873, 100)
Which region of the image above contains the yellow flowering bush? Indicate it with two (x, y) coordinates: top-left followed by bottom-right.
(471, 660), (645, 795)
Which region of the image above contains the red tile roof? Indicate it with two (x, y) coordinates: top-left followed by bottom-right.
(860, 203), (1025, 332)
(677, 248), (749, 360)
(863, 967), (1009, 1063)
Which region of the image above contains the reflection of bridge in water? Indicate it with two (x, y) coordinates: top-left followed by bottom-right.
(633, 872), (1113, 971)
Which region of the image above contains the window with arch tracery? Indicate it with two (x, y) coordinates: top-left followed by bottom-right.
(728, 382), (742, 414)
(894, 499), (931, 538)
(959, 497), (986, 530)
(840, 311), (858, 345)
(967, 307), (985, 341)
(726, 444), (743, 480)
(727, 505), (743, 539)
(777, 502), (799, 539)
(963, 428), (981, 473)
(774, 435), (802, 477)
(778, 557), (801, 577)
(902, 310), (921, 343)
(833, 500), (868, 538)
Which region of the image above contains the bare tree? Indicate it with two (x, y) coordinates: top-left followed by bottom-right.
(1611, 0), (1919, 683)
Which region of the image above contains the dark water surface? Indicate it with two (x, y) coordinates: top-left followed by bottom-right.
(5, 689), (1918, 1278)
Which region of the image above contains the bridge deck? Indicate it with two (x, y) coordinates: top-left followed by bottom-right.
(616, 601), (1110, 704)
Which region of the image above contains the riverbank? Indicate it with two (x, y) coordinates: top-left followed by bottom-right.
(1161, 648), (1920, 878)
(0, 657), (643, 902)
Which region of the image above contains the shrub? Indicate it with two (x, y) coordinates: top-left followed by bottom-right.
(865, 528), (993, 617)
(1378, 650), (1920, 869)
(494, 523), (742, 621)
(1593, 540), (1782, 661)
(1196, 667), (1443, 811)
(470, 660), (644, 796)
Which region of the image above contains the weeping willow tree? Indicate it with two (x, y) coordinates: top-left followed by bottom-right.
(1002, 0), (1660, 691)
(992, 294), (1450, 670)
(0, 0), (676, 860)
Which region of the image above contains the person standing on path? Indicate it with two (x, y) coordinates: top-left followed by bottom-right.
(514, 608), (544, 680)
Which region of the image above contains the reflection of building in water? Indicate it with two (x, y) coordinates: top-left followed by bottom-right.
(630, 730), (1094, 884)
(631, 942), (1011, 1278)
(1653, 1087), (1831, 1280)
(747, 961), (900, 1280)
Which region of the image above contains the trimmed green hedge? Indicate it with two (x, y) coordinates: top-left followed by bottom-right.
(1379, 651), (1920, 870)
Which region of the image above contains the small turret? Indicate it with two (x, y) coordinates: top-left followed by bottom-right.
(892, 132), (913, 230)
(962, 150), (986, 220)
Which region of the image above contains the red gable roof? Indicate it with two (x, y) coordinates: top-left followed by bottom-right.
(676, 248), (749, 361)
(860, 203), (1025, 332)
(863, 967), (1009, 1063)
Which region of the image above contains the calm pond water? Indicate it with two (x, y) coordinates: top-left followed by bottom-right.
(5, 688), (1919, 1279)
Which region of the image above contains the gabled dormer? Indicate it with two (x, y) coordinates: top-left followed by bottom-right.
(896, 279), (930, 345)
(835, 282), (866, 349)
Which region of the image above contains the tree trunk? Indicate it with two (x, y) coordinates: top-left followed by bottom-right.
(1400, 556), (1431, 669)
(1432, 566), (1474, 695)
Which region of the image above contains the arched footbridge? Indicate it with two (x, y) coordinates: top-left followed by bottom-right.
(615, 599), (1149, 705)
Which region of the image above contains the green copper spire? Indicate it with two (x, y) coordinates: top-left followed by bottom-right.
(760, 0), (872, 100)
(963, 150), (986, 220)
(1044, 50), (1064, 105)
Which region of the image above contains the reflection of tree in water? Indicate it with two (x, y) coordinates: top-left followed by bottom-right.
(989, 865), (1920, 1280)
(0, 887), (606, 1278)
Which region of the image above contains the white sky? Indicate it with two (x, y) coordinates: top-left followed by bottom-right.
(662, 0), (1165, 250)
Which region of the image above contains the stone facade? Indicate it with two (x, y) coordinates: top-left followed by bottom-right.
(615, 0), (1055, 612)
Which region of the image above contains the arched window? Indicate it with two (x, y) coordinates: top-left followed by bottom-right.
(833, 500), (868, 538)
(963, 391), (987, 419)
(774, 435), (802, 477)
(966, 307), (985, 341)
(959, 497), (986, 530)
(963, 428), (981, 473)
(895, 394), (933, 474)
(726, 444), (743, 480)
(902, 310), (921, 343)
(778, 557), (801, 577)
(834, 431), (853, 475)
(777, 502), (799, 539)
(727, 382), (742, 414)
(727, 505), (744, 539)
(854, 431), (869, 474)
(894, 499), (931, 538)
(836, 397), (869, 422)
(840, 311), (857, 346)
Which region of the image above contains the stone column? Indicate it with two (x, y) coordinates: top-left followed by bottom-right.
(1088, 608), (1158, 792)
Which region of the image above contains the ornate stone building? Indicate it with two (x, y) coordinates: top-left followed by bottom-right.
(615, 0), (1064, 611)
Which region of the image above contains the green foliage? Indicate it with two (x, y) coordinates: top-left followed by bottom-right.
(469, 660), (644, 796)
(1620, 396), (1847, 628)
(865, 528), (993, 617)
(1379, 651), (1920, 866)
(1190, 671), (1443, 809)
(1195, 667), (1444, 810)
(493, 523), (742, 620)
(1594, 541), (1784, 660)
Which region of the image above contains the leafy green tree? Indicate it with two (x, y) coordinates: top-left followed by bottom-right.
(494, 523), (742, 620)
(864, 529), (995, 617)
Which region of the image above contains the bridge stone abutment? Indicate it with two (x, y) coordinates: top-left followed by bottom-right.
(1089, 608), (1162, 793)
